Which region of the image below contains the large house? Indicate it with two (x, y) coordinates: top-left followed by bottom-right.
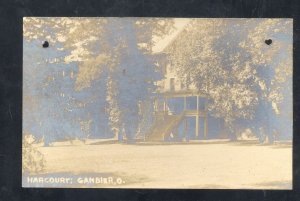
(145, 29), (225, 142)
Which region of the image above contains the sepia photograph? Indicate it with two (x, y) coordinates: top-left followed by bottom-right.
(22, 17), (292, 189)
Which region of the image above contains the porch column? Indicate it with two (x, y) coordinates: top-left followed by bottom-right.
(184, 118), (188, 141)
(195, 96), (199, 139)
(196, 95), (199, 111)
(165, 97), (168, 113)
(195, 116), (199, 139)
(204, 113), (208, 140)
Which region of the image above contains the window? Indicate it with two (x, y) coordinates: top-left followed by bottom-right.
(170, 78), (175, 91)
(180, 82), (185, 90)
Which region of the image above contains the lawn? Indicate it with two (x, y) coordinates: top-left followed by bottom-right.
(24, 141), (292, 189)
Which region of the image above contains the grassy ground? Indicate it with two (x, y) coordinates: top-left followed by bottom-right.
(27, 141), (292, 189)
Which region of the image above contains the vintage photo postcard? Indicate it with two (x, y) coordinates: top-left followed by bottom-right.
(22, 17), (292, 189)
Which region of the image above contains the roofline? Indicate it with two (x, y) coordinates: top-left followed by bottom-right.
(159, 21), (190, 53)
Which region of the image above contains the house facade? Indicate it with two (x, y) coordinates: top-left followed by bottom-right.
(145, 26), (225, 141)
(145, 58), (225, 142)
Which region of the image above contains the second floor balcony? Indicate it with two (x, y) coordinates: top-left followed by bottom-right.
(154, 91), (208, 116)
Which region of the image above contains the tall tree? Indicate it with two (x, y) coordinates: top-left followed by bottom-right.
(23, 18), (110, 143)
(166, 19), (292, 141)
(95, 18), (174, 142)
(24, 17), (175, 142)
(241, 19), (292, 142)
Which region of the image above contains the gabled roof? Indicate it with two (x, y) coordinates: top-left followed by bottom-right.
(152, 20), (190, 54)
(160, 23), (190, 53)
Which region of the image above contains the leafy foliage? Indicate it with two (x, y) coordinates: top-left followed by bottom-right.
(22, 135), (45, 174)
(23, 18), (175, 142)
(166, 19), (292, 141)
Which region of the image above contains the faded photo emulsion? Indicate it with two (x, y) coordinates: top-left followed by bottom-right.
(23, 18), (292, 189)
